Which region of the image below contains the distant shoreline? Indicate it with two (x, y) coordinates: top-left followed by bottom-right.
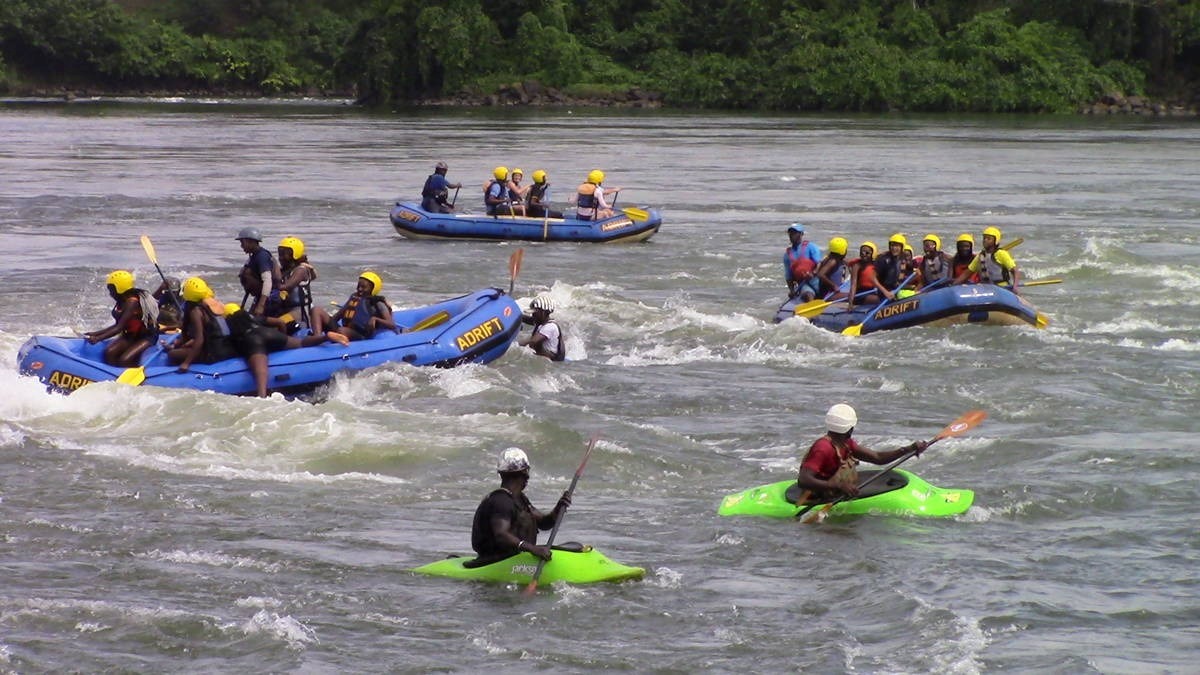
(5, 83), (1196, 117)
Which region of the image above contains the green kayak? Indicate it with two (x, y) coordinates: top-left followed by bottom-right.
(718, 469), (973, 519)
(411, 543), (644, 585)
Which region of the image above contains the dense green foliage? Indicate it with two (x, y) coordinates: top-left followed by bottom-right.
(1, 0), (1196, 111)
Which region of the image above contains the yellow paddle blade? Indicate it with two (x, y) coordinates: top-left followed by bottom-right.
(116, 367), (146, 386)
(841, 323), (863, 337)
(1024, 278), (1063, 288)
(622, 207), (650, 222)
(140, 235), (159, 265)
(409, 310), (451, 332)
(793, 299), (832, 319)
(1035, 312), (1050, 329)
(1001, 237), (1023, 251)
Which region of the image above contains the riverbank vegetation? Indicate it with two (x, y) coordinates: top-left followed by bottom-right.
(2, 0), (1197, 113)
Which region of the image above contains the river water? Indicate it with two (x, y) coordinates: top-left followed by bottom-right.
(1, 100), (1198, 673)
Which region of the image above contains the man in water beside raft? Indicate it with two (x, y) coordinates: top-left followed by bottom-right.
(469, 448), (571, 565)
(797, 404), (928, 501)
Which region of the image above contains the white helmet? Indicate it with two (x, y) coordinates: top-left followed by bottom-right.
(825, 404), (858, 434)
(496, 447), (530, 473)
(531, 294), (554, 312)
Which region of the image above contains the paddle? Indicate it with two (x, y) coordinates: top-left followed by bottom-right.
(797, 409), (987, 524)
(450, 186), (460, 208)
(793, 289), (874, 319)
(622, 207), (650, 222)
(523, 435), (598, 595)
(842, 272), (916, 337)
(406, 310), (450, 333)
(508, 248), (524, 296)
(108, 235), (182, 386)
(140, 235), (183, 315)
(1001, 237), (1023, 251)
(1022, 278), (1062, 288)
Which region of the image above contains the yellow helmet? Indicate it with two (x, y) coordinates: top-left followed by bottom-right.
(903, 244), (914, 255)
(587, 169), (605, 185)
(278, 236), (305, 259)
(923, 234), (941, 250)
(359, 271), (382, 295)
(493, 166), (508, 181)
(888, 233), (907, 247)
(223, 302), (242, 316)
(532, 169), (547, 184)
(982, 226), (1002, 243)
(106, 270), (134, 295)
(956, 233), (974, 245)
(828, 236), (849, 256)
(181, 277), (213, 303)
(510, 168), (523, 178)
(860, 241), (877, 256)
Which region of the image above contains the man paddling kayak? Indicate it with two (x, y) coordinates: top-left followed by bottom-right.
(469, 448), (571, 566)
(797, 404), (928, 501)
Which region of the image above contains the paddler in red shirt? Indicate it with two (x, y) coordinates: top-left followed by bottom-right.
(797, 404), (928, 500)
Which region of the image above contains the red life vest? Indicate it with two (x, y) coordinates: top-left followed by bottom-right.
(789, 256), (816, 281)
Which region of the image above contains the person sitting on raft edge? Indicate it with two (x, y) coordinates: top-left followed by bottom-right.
(421, 161), (462, 213)
(84, 270), (158, 367)
(310, 271), (397, 342)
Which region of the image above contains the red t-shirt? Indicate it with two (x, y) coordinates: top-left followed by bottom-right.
(800, 436), (861, 480)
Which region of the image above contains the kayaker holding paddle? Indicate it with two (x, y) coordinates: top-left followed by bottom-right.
(797, 404), (928, 501)
(469, 448), (571, 565)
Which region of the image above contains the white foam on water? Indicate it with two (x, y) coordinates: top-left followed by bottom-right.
(138, 549), (284, 574)
(1160, 338), (1200, 351)
(429, 363), (494, 398)
(25, 518), (94, 534)
(239, 609), (317, 649)
(648, 567), (683, 589)
(904, 590), (989, 675)
(235, 596), (283, 610)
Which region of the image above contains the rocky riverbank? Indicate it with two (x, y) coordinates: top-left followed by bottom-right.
(413, 81), (663, 108)
(1080, 92), (1198, 116)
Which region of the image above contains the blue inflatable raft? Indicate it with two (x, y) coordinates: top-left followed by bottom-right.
(18, 288), (522, 396)
(389, 201), (662, 243)
(774, 284), (1048, 335)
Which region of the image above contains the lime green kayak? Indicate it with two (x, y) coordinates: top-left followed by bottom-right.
(411, 544), (644, 585)
(718, 469), (973, 519)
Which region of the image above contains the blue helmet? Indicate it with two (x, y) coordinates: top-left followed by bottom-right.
(788, 223), (806, 234)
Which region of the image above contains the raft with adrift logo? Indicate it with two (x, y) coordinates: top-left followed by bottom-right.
(389, 201), (663, 243)
(17, 287), (521, 396)
(774, 284), (1048, 335)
